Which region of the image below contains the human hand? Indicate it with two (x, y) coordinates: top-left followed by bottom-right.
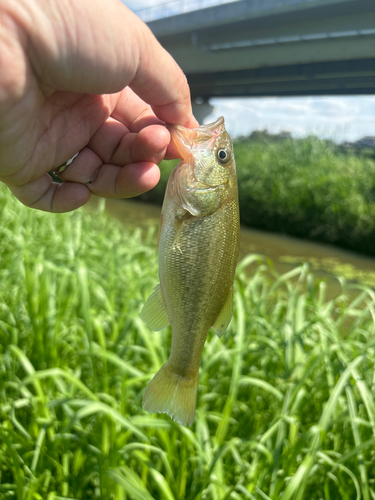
(0, 0), (198, 212)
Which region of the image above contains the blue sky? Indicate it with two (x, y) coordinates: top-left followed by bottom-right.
(123, 0), (375, 142)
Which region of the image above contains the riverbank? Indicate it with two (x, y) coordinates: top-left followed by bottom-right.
(138, 136), (375, 257)
(96, 196), (375, 293)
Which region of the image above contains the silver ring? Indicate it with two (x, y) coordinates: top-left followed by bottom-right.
(54, 152), (80, 174)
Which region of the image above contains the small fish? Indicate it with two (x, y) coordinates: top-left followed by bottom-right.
(141, 117), (240, 426)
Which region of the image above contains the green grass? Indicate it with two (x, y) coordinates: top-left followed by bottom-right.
(1, 183), (375, 499)
(139, 137), (375, 256)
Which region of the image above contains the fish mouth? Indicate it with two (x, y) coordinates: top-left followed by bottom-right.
(170, 125), (194, 162)
(170, 117), (226, 161)
(198, 116), (225, 135)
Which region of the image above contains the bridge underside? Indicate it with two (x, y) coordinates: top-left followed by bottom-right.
(187, 58), (375, 98)
(148, 0), (375, 98)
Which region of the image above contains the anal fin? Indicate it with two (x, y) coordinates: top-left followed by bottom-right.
(141, 284), (169, 331)
(213, 286), (233, 338)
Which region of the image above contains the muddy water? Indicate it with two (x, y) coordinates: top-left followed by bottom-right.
(88, 197), (375, 293)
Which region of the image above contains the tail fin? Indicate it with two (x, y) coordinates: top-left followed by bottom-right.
(142, 362), (199, 426)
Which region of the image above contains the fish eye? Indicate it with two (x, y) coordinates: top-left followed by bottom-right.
(217, 148), (230, 164)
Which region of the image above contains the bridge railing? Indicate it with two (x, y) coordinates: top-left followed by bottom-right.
(134, 0), (239, 22)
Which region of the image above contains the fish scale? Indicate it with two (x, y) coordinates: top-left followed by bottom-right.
(141, 117), (240, 426)
(164, 201), (239, 373)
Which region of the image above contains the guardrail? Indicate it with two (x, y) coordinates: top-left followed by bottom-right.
(134, 0), (239, 22)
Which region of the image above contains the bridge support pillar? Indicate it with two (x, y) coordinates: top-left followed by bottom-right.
(192, 98), (214, 124)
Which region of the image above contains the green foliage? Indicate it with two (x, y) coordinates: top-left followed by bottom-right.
(1, 183), (375, 499)
(139, 137), (375, 256)
(234, 137), (375, 256)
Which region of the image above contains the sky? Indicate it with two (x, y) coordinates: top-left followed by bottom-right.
(123, 0), (375, 142)
(206, 96), (375, 142)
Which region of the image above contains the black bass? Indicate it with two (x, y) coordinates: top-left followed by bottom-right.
(141, 117), (240, 426)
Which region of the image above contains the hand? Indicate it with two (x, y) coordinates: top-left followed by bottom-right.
(0, 0), (198, 212)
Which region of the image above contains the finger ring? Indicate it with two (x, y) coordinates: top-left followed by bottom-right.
(54, 152), (80, 174)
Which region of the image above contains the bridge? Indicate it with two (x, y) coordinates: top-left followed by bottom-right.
(140, 0), (375, 105)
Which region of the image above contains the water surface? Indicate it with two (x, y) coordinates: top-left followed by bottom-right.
(88, 197), (375, 294)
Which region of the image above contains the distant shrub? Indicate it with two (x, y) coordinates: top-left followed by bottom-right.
(235, 137), (375, 256)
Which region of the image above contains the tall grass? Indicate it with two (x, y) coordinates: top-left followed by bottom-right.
(1, 183), (375, 499)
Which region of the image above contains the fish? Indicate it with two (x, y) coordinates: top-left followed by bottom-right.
(141, 116), (240, 426)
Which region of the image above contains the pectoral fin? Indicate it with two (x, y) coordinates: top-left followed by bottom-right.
(141, 284), (170, 331)
(213, 287), (233, 338)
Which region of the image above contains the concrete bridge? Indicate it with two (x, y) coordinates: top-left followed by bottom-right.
(141, 0), (375, 104)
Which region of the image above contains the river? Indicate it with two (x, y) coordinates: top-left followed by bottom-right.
(88, 197), (375, 295)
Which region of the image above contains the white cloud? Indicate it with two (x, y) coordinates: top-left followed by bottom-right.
(121, 0), (164, 10)
(204, 96), (375, 142)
